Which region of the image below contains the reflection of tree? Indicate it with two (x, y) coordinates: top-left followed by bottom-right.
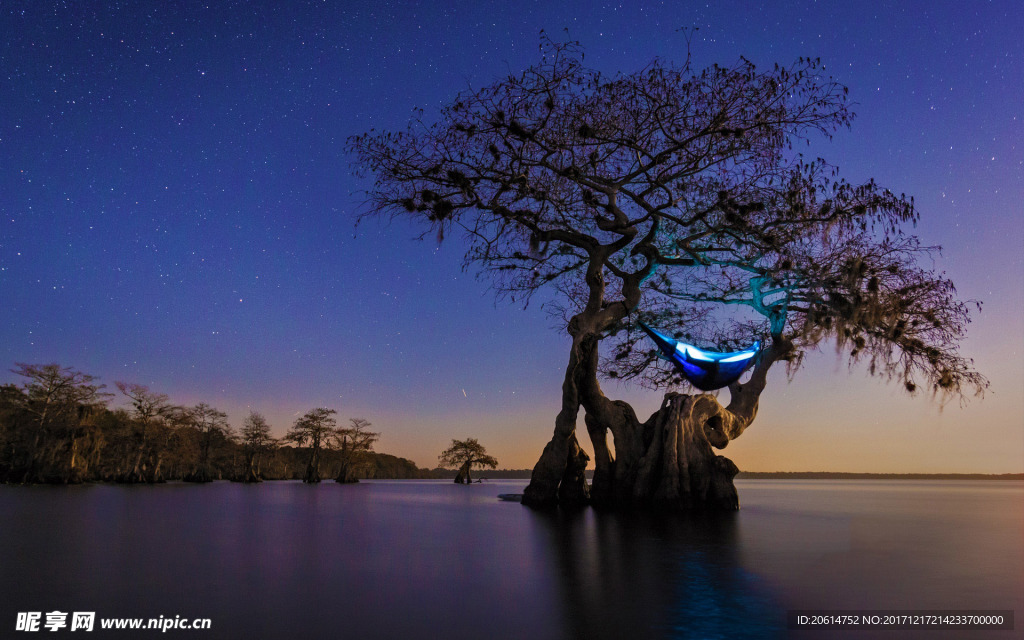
(530, 509), (784, 639)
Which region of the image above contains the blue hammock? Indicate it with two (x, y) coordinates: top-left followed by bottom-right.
(638, 322), (760, 391)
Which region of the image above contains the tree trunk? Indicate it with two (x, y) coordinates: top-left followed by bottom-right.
(21, 432), (44, 483)
(150, 451), (165, 483)
(453, 460), (472, 484)
(525, 324), (790, 510)
(121, 424), (149, 484)
(184, 465), (212, 483)
(64, 436), (83, 484)
(304, 447), (321, 483)
(581, 392), (742, 510)
(522, 331), (596, 507)
(336, 458), (359, 484)
(243, 451), (261, 483)
(557, 433), (590, 504)
(631, 393), (739, 509)
(122, 445), (147, 484)
(186, 436), (213, 483)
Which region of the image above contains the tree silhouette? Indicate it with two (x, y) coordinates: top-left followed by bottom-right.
(241, 411), (276, 483)
(8, 364), (111, 483)
(439, 438), (499, 484)
(334, 418), (379, 483)
(350, 39), (986, 509)
(184, 403), (232, 483)
(285, 408), (337, 483)
(115, 382), (179, 484)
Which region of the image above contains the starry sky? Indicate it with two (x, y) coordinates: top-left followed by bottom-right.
(2, 1), (1021, 473)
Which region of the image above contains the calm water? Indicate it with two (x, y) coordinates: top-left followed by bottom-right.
(1, 480), (1021, 639)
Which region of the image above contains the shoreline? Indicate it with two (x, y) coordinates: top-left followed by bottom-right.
(4, 472), (1021, 486)
(737, 472), (1024, 480)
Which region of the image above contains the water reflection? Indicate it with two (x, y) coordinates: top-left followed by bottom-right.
(529, 508), (785, 639)
(1, 480), (1019, 640)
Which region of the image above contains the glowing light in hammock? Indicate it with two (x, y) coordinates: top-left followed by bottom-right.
(639, 322), (760, 391)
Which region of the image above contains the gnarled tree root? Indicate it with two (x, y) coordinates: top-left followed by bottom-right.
(630, 393), (739, 510)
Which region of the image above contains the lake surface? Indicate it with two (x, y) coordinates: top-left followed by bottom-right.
(1, 480), (1021, 639)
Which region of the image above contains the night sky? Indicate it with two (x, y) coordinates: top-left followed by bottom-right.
(2, 1), (1021, 472)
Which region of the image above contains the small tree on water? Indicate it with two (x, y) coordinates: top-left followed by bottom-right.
(439, 438), (499, 484)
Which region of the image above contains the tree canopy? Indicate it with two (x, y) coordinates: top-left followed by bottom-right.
(350, 38), (985, 399)
(439, 438), (499, 470)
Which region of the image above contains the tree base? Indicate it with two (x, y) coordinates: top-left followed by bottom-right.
(628, 393), (739, 510)
(335, 460), (361, 484)
(453, 460), (472, 484)
(522, 433), (589, 508)
(525, 393), (740, 511)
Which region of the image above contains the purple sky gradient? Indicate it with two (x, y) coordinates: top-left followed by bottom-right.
(2, 1), (1021, 471)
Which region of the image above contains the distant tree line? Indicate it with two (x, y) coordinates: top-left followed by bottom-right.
(0, 363), (442, 485)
